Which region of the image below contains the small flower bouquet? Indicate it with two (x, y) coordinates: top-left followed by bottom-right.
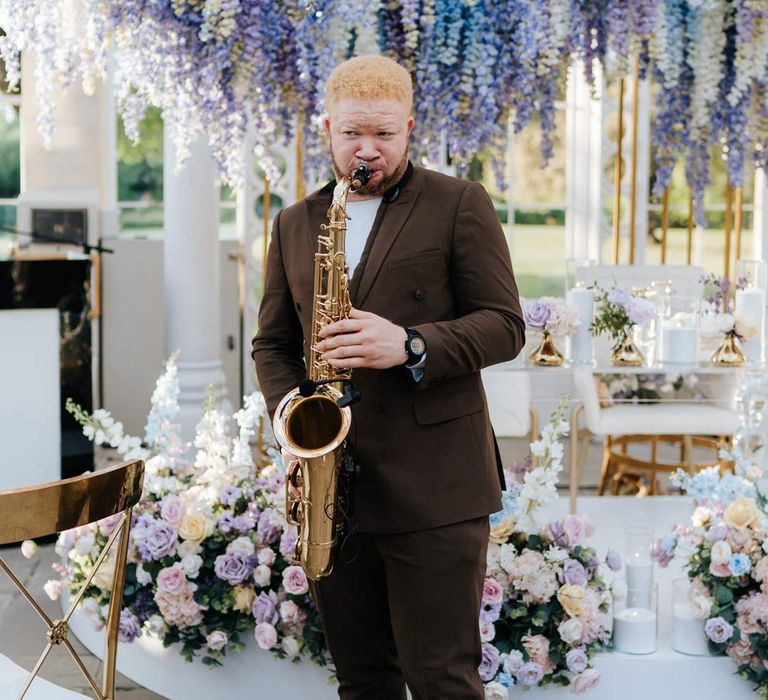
(482, 398), (615, 697)
(590, 287), (655, 366)
(523, 297), (580, 366)
(45, 355), (328, 667)
(652, 462), (768, 696)
(699, 274), (756, 366)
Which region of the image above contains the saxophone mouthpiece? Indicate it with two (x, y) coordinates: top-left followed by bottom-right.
(350, 162), (372, 190)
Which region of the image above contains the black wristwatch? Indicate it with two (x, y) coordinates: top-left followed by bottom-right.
(404, 327), (427, 366)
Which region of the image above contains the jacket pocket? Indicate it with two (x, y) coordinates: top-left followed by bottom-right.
(412, 388), (484, 425)
(387, 249), (444, 271)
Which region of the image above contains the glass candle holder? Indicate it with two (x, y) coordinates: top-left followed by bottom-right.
(735, 259), (767, 364)
(565, 258), (598, 291)
(613, 581), (658, 655)
(625, 527), (654, 607)
(671, 578), (710, 656)
(658, 296), (700, 364)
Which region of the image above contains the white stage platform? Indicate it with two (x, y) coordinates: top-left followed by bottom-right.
(65, 497), (755, 699)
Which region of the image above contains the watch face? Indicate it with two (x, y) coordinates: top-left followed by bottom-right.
(409, 336), (426, 355)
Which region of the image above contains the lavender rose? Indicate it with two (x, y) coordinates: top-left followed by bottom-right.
(605, 549), (622, 572)
(705, 617), (734, 643)
(214, 551), (252, 585)
(523, 300), (552, 332)
(477, 642), (501, 681)
(118, 609), (142, 643)
(516, 662), (543, 686)
(608, 288), (632, 308)
(565, 648), (588, 674)
(252, 592), (279, 625)
(257, 509), (282, 545)
(705, 523), (728, 542)
(562, 559), (588, 587)
(626, 297), (655, 325)
(279, 529), (298, 559)
(142, 521), (178, 561)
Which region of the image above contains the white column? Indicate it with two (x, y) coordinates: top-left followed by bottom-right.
(164, 132), (231, 438)
(754, 168), (768, 261)
(565, 61), (603, 262)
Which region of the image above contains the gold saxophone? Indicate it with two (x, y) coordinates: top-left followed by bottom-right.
(272, 162), (371, 581)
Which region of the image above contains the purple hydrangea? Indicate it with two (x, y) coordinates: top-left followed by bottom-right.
(257, 510), (282, 545)
(218, 512), (235, 534)
(219, 486), (242, 507)
(279, 529), (298, 560)
(232, 514), (256, 534)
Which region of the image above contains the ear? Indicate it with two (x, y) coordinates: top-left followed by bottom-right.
(406, 116), (415, 138)
(324, 116), (331, 136)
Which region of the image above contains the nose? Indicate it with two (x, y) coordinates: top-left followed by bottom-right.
(355, 138), (380, 162)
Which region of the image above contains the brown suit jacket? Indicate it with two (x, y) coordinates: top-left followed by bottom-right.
(252, 165), (525, 533)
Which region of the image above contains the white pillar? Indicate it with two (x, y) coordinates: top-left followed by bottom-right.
(565, 61), (603, 262)
(754, 168), (768, 261)
(164, 132), (231, 438)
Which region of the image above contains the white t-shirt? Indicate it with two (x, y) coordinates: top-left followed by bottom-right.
(344, 197), (383, 277)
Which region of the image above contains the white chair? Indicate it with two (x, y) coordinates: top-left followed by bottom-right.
(481, 365), (537, 440)
(569, 369), (739, 512)
(591, 264), (706, 296)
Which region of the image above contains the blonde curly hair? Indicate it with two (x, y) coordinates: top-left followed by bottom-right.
(325, 55), (413, 113)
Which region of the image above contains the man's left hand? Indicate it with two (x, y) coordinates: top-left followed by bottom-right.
(316, 308), (408, 369)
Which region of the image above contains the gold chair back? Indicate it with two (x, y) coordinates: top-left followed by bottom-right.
(0, 459), (144, 700)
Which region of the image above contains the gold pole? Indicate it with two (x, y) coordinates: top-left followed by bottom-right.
(612, 78), (626, 265)
(262, 178), (271, 291)
(661, 186), (669, 264)
(628, 60), (640, 264)
(724, 184), (733, 280)
(295, 125), (306, 201)
(686, 193), (694, 265)
(734, 185), (744, 261)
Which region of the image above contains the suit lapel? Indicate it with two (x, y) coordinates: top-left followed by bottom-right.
(353, 188), (419, 308)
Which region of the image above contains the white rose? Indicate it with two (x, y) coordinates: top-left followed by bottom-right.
(690, 594), (712, 619)
(178, 540), (202, 558)
(144, 614), (167, 636)
(611, 578), (628, 601)
(711, 540), (732, 565)
(484, 682), (508, 700)
(43, 579), (64, 601)
(21, 540), (38, 559)
(92, 557), (116, 590)
(179, 512), (214, 544)
(692, 507), (713, 528)
(74, 531), (96, 558)
(257, 548), (276, 566)
(479, 619), (496, 642)
(136, 564), (152, 585)
(180, 554), (204, 579)
(544, 546), (569, 563)
(282, 636), (300, 659)
(503, 649), (524, 675)
(79, 598), (105, 630)
(253, 564), (272, 587)
(558, 617), (583, 644)
(228, 536), (256, 557)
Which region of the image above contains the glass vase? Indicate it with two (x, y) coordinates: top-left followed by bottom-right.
(711, 331), (746, 366)
(611, 328), (645, 366)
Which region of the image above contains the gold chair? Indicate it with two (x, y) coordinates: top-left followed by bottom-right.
(0, 460), (144, 700)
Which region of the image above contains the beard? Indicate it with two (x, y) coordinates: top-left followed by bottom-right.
(331, 149), (409, 197)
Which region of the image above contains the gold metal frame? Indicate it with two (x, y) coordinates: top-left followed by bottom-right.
(612, 78), (626, 265)
(0, 460), (144, 700)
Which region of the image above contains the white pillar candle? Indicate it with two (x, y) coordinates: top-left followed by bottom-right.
(566, 287), (594, 363)
(660, 326), (699, 364)
(672, 602), (710, 656)
(613, 607), (657, 654)
(736, 287), (766, 363)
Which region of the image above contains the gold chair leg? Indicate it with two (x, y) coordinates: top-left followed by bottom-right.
(682, 435), (696, 474)
(569, 403), (585, 514)
(598, 437), (613, 495)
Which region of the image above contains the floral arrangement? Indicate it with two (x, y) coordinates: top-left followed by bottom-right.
(481, 397), (616, 696)
(596, 372), (704, 406)
(699, 274), (756, 343)
(523, 297), (580, 338)
(590, 287), (655, 351)
(3, 2), (768, 205)
(652, 463), (768, 697)
(45, 355), (328, 667)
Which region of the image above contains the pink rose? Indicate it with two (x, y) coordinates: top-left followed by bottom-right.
(161, 496), (184, 528)
(479, 619), (495, 642)
(282, 565), (309, 595)
(206, 630), (228, 651)
(257, 548), (276, 566)
(279, 600), (301, 625)
(156, 565), (186, 594)
(522, 634), (554, 674)
(571, 669), (601, 694)
(564, 515), (587, 546)
(482, 578), (504, 606)
(255, 622), (278, 650)
(709, 561), (732, 578)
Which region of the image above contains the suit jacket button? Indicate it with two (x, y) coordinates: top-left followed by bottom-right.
(413, 289), (426, 300)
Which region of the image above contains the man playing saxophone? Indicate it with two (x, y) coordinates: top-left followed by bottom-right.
(253, 55), (525, 700)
